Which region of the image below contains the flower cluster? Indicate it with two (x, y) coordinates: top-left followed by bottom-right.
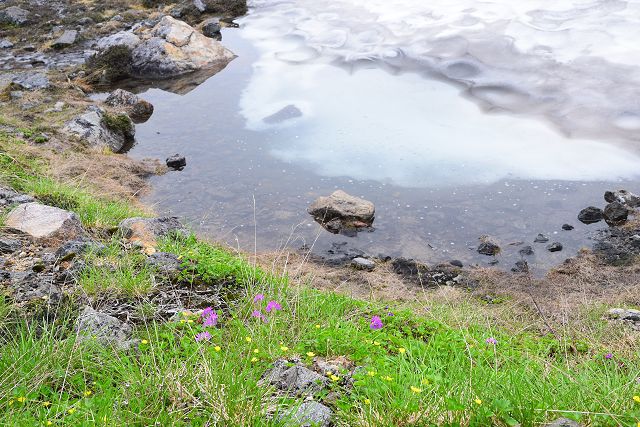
(193, 307), (219, 343)
(251, 293), (282, 322)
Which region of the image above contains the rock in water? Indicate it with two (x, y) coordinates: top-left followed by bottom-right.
(603, 201), (629, 226)
(477, 239), (500, 256)
(604, 189), (640, 208)
(63, 106), (135, 153)
(166, 154), (186, 170)
(75, 306), (138, 350)
(308, 190), (375, 233)
(578, 206), (603, 224)
(562, 224), (574, 230)
(5, 203), (84, 240)
(546, 242), (563, 252)
(0, 6), (29, 26)
(52, 30), (77, 49)
(279, 401), (333, 427)
(519, 245), (534, 256)
(130, 16), (235, 79)
(534, 233), (549, 243)
(105, 89), (154, 123)
(201, 18), (221, 38)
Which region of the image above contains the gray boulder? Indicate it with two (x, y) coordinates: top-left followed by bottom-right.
(10, 271), (62, 303)
(262, 359), (329, 396)
(5, 203), (84, 241)
(105, 89), (154, 123)
(96, 30), (141, 50)
(603, 201), (629, 226)
(201, 17), (221, 38)
(607, 308), (640, 322)
(0, 6), (29, 26)
(0, 71), (50, 91)
(52, 30), (77, 49)
(75, 306), (138, 350)
(279, 401), (333, 427)
(604, 189), (640, 208)
(63, 106), (135, 153)
(351, 257), (375, 271)
(308, 190), (375, 232)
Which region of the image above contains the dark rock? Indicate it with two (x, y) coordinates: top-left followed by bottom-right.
(578, 206), (603, 224)
(0, 238), (21, 254)
(546, 242), (563, 252)
(147, 252), (183, 279)
(10, 271), (61, 303)
(534, 233), (549, 243)
(52, 30), (78, 49)
(104, 89), (154, 123)
(55, 239), (105, 262)
(545, 418), (581, 427)
(313, 242), (365, 267)
(279, 401), (333, 427)
(392, 258), (464, 287)
(166, 154), (186, 170)
(308, 190), (375, 233)
(449, 260), (463, 268)
(75, 306), (138, 350)
(201, 17), (221, 38)
(477, 240), (500, 256)
(561, 224), (574, 231)
(0, 6), (29, 26)
(519, 245), (534, 256)
(351, 257), (375, 271)
(261, 359), (329, 396)
(511, 260), (529, 273)
(604, 189), (640, 208)
(603, 201), (629, 226)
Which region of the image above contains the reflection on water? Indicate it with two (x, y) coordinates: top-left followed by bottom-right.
(131, 0), (640, 273)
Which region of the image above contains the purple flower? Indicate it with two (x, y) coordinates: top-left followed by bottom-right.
(195, 331), (211, 342)
(485, 337), (497, 345)
(605, 353), (613, 359)
(387, 312), (394, 317)
(254, 294), (265, 303)
(201, 307), (214, 318)
(369, 316), (383, 330)
(251, 310), (268, 322)
(202, 309), (218, 327)
(265, 301), (282, 313)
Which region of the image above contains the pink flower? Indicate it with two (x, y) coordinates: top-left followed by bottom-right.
(486, 337), (497, 345)
(201, 307), (218, 327)
(195, 331), (211, 342)
(254, 294), (265, 303)
(265, 301), (282, 313)
(369, 316), (383, 330)
(605, 353), (613, 359)
(252, 310), (267, 322)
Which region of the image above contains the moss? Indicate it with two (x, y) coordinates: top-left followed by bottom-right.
(85, 45), (132, 83)
(101, 112), (134, 138)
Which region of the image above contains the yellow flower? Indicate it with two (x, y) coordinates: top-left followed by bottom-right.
(141, 339), (148, 345)
(315, 324), (321, 329)
(253, 348), (259, 354)
(42, 401), (51, 407)
(421, 378), (430, 385)
(306, 352), (315, 357)
(280, 345), (289, 351)
(245, 336), (252, 343)
(187, 319), (194, 324)
(398, 347), (406, 354)
(102, 416), (108, 422)
(46, 422), (53, 426)
(373, 341), (381, 346)
(8, 400), (13, 406)
(474, 399), (482, 406)
(326, 371), (333, 376)
(634, 395), (640, 403)
(364, 398), (371, 405)
(367, 371), (376, 377)
(182, 311), (189, 316)
(16, 397), (26, 403)
(214, 346), (221, 352)
(84, 390), (92, 397)
(383, 376), (393, 382)
(330, 375), (340, 382)
(251, 357), (258, 362)
(180, 319), (186, 323)
(68, 408), (76, 414)
(410, 386), (422, 394)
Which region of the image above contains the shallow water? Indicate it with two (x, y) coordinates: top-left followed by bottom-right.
(130, 0), (640, 273)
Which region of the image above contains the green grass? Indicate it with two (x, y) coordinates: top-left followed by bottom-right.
(0, 130), (144, 229)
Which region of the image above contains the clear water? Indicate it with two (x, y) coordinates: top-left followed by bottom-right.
(130, 0), (640, 272)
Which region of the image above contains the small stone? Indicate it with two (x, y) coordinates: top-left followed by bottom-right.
(534, 233), (549, 243)
(449, 260), (463, 268)
(0, 238), (21, 254)
(193, 0), (206, 12)
(201, 18), (221, 38)
(578, 206), (603, 224)
(511, 260), (529, 273)
(55, 239), (105, 262)
(519, 245), (534, 256)
(261, 359), (329, 396)
(104, 89), (154, 123)
(0, 6), (29, 26)
(166, 154), (186, 170)
(118, 217), (187, 254)
(279, 401), (333, 427)
(75, 306), (138, 350)
(351, 257), (375, 271)
(545, 417), (582, 427)
(603, 201), (629, 226)
(546, 242), (563, 252)
(607, 308), (640, 322)
(0, 39), (14, 49)
(561, 224), (574, 231)
(52, 30), (78, 49)
(147, 252), (182, 279)
(308, 190), (375, 232)
(477, 240), (500, 256)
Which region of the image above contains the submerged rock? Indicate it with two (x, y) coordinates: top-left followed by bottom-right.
(546, 242), (563, 252)
(279, 401), (333, 427)
(561, 224), (574, 231)
(308, 190), (375, 233)
(533, 233), (549, 243)
(63, 106), (135, 153)
(578, 206), (603, 224)
(477, 239), (500, 256)
(166, 154), (186, 170)
(105, 89), (154, 123)
(603, 201), (629, 226)
(511, 260), (529, 273)
(519, 245), (534, 256)
(5, 203), (84, 241)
